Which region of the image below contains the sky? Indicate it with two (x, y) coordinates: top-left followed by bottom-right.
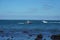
(0, 0), (60, 20)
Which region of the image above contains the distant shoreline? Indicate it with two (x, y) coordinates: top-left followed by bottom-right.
(0, 19), (60, 21)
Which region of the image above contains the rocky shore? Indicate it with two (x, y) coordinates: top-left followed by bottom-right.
(0, 29), (60, 40)
(51, 34), (60, 40)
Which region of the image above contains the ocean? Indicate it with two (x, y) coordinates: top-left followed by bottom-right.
(0, 20), (60, 40)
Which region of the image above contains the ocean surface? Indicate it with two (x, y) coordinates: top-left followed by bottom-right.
(0, 20), (60, 40)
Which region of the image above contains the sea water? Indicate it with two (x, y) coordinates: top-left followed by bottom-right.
(0, 20), (60, 40)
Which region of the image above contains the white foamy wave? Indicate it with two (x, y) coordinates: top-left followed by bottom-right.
(49, 22), (60, 23)
(18, 23), (25, 24)
(42, 20), (60, 23)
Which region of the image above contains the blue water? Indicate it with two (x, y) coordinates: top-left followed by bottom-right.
(0, 20), (60, 40)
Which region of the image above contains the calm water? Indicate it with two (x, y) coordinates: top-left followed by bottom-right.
(0, 20), (60, 40)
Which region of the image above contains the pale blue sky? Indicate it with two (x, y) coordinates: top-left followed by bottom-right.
(0, 0), (60, 20)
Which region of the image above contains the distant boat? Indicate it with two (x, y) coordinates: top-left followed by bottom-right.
(26, 20), (32, 24)
(42, 20), (48, 23)
(18, 20), (32, 24)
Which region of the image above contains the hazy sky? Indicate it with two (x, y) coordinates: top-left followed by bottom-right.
(0, 0), (60, 20)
